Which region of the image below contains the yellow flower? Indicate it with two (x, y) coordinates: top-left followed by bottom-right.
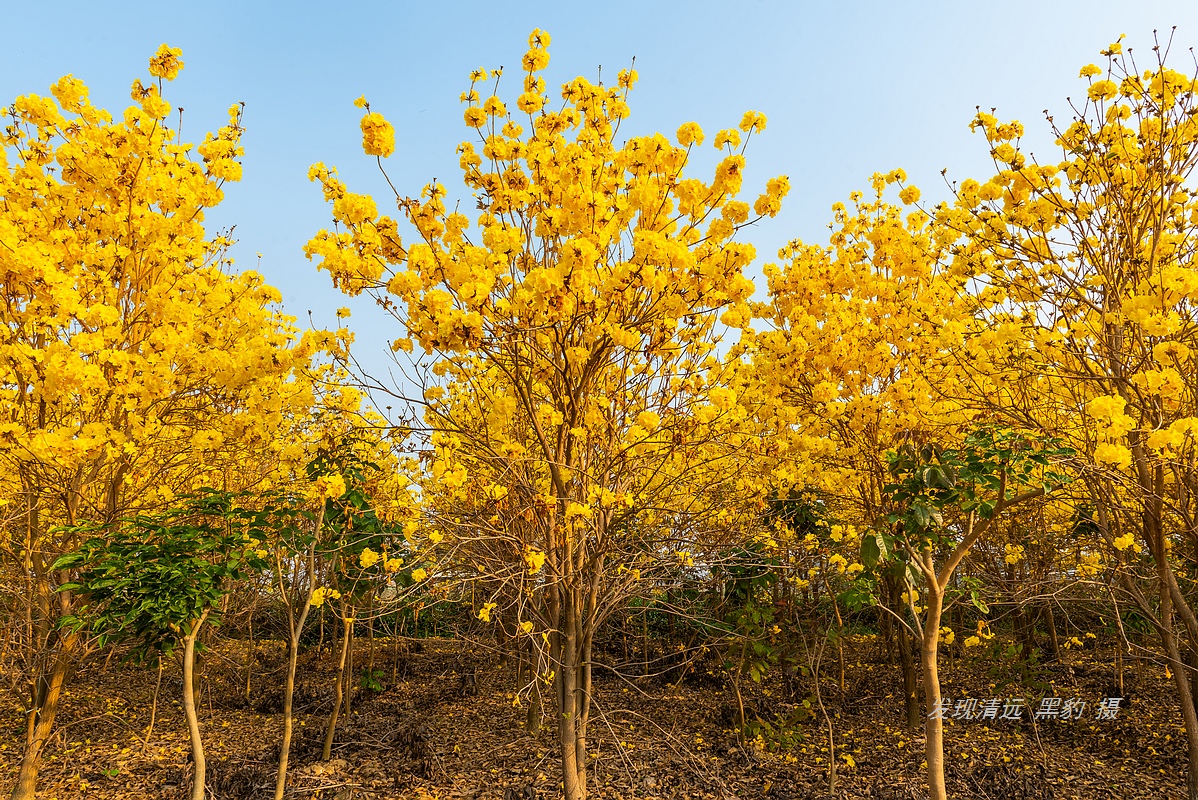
(360, 111), (395, 158)
(714, 128), (741, 150)
(314, 473), (346, 500)
(1112, 533), (1136, 551)
(522, 48), (550, 72)
(676, 122), (704, 147)
(309, 587), (341, 608)
(635, 411), (660, 431)
(464, 107), (486, 128)
(411, 568), (427, 582)
(1087, 79), (1117, 101)
(385, 557), (404, 573)
(1094, 442), (1132, 470)
(478, 602), (497, 622)
(964, 635), (982, 648)
(709, 386), (736, 410)
(359, 547), (380, 569)
(482, 96), (507, 117)
(524, 547), (546, 575)
(738, 111), (767, 133)
(148, 44), (184, 81)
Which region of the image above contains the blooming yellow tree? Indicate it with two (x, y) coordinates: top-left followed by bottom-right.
(940, 36), (1198, 799)
(0, 47), (323, 800)
(753, 180), (1074, 800)
(306, 29), (787, 799)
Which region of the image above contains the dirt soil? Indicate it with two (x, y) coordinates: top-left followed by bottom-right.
(0, 636), (1187, 799)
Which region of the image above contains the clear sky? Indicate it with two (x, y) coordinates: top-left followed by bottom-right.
(5, 0), (1197, 396)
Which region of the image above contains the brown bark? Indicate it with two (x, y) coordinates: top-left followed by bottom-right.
(10, 633), (77, 800)
(275, 509), (323, 800)
(922, 582), (946, 800)
(1044, 602), (1060, 662)
(183, 611), (211, 800)
(322, 608), (353, 761)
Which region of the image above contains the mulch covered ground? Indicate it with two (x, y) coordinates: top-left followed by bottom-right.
(0, 635), (1187, 799)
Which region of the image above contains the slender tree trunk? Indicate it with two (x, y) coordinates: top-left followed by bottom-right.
(183, 611), (211, 800)
(1158, 580), (1198, 800)
(367, 601), (375, 673)
(275, 629), (303, 800)
(812, 648), (837, 793)
(642, 608), (649, 677)
(322, 609), (353, 761)
(732, 639), (749, 739)
(831, 587), (846, 693)
(244, 614), (255, 703)
(10, 632), (77, 800)
(1044, 602), (1060, 662)
(922, 585), (946, 800)
(556, 642), (586, 800)
(276, 525), (320, 800)
(525, 637), (542, 733)
(344, 620), (354, 717)
(143, 660), (164, 754)
(276, 601), (314, 800)
(879, 596), (894, 663)
(551, 600), (588, 800)
(897, 612), (920, 731)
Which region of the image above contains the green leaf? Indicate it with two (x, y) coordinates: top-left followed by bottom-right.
(861, 534), (880, 569)
(970, 590), (989, 614)
(50, 553), (84, 571)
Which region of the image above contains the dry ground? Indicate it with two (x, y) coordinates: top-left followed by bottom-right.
(0, 635), (1187, 799)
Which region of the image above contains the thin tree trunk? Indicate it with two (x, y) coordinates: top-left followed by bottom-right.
(732, 639), (749, 740)
(10, 632), (77, 800)
(1158, 579), (1198, 800)
(275, 627), (303, 800)
(811, 640), (837, 793)
(244, 614), (255, 703)
(879, 595), (894, 663)
(829, 584), (846, 693)
(556, 637), (586, 800)
(183, 611), (211, 800)
(525, 637), (542, 733)
(922, 585), (946, 800)
(1044, 602), (1060, 661)
(621, 611), (629, 665)
(276, 518), (321, 800)
(322, 608), (353, 761)
(897, 611), (920, 731)
(143, 660), (164, 754)
(344, 619), (354, 717)
(642, 608), (649, 677)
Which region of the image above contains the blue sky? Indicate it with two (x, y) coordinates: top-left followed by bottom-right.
(5, 0), (1197, 394)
